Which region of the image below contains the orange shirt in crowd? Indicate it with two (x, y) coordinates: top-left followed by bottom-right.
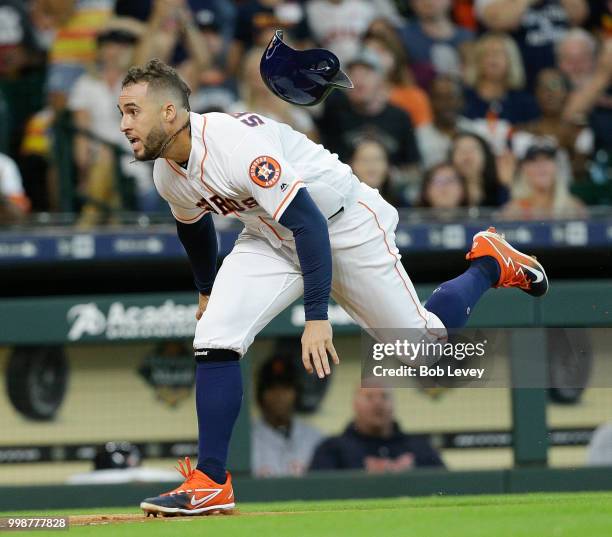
(389, 85), (433, 128)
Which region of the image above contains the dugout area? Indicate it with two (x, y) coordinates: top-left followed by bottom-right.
(0, 281), (612, 512)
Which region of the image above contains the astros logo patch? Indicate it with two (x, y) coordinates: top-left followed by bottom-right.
(249, 156), (281, 188)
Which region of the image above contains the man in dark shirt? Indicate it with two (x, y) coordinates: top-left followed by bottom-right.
(310, 387), (444, 472)
(316, 48), (421, 173)
(399, 0), (473, 88)
(476, 0), (589, 88)
(229, 0), (311, 75)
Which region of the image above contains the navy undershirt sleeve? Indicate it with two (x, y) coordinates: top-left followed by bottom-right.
(175, 213), (218, 295)
(279, 189), (332, 321)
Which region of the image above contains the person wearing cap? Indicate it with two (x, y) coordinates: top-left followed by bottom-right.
(502, 141), (586, 219)
(229, 0), (311, 77)
(252, 355), (322, 477)
(67, 18), (159, 223)
(309, 387), (444, 473)
(117, 0), (211, 73)
(316, 47), (421, 203)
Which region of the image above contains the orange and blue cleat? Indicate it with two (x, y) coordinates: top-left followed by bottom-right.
(140, 457), (235, 517)
(466, 226), (549, 297)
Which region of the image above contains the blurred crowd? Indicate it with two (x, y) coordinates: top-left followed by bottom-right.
(1, 0), (611, 224)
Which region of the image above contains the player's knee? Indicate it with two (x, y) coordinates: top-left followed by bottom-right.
(194, 348), (240, 363)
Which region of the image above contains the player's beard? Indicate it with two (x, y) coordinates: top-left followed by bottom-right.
(135, 121), (168, 161)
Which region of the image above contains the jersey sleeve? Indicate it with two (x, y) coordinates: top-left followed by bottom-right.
(227, 132), (305, 222)
(168, 202), (208, 224)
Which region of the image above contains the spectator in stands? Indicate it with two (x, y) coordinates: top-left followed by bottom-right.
(0, 151), (31, 222)
(0, 0), (45, 78)
(398, 0), (473, 89)
(417, 75), (473, 170)
(68, 18), (157, 224)
(0, 0), (47, 161)
(305, 0), (382, 64)
(229, 46), (318, 140)
(178, 5), (239, 114)
(475, 0), (589, 88)
(463, 32), (539, 147)
(310, 387), (444, 472)
(115, 0), (236, 65)
(116, 2), (234, 113)
(513, 68), (593, 183)
(502, 141), (586, 219)
(229, 0), (310, 76)
(252, 355), (322, 478)
(361, 30), (433, 129)
(317, 48), (421, 202)
(451, 132), (508, 207)
(562, 39), (612, 159)
(46, 0), (115, 111)
(121, 0), (210, 72)
(557, 29), (598, 91)
(350, 138), (395, 204)
(558, 31), (612, 186)
(419, 162), (468, 210)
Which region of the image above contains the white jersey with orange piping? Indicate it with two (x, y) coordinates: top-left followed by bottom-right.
(153, 111), (360, 247)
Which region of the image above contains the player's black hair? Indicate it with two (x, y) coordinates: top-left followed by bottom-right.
(122, 58), (191, 111)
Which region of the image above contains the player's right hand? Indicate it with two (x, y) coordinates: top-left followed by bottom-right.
(301, 320), (340, 379)
(196, 293), (209, 320)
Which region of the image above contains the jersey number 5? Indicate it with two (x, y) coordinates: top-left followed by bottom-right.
(232, 112), (264, 127)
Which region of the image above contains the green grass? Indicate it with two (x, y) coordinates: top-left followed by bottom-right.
(3, 492), (612, 537)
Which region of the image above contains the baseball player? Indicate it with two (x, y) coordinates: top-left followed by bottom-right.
(119, 36), (548, 517)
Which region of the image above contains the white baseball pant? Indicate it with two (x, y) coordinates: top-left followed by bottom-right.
(193, 183), (445, 355)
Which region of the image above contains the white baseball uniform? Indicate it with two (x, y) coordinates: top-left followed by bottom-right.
(153, 111), (445, 355)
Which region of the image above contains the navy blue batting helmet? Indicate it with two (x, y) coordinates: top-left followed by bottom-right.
(260, 30), (353, 106)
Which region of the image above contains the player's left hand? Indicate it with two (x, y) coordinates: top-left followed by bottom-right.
(301, 320), (340, 379)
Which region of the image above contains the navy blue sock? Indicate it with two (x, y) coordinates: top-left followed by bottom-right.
(195, 361), (243, 484)
(425, 257), (501, 330)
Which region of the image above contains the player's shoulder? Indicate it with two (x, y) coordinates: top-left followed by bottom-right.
(203, 110), (279, 135)
(200, 111), (252, 153)
(201, 111), (246, 133)
(203, 111), (282, 156)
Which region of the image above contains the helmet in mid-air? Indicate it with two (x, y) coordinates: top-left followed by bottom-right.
(260, 30), (353, 106)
